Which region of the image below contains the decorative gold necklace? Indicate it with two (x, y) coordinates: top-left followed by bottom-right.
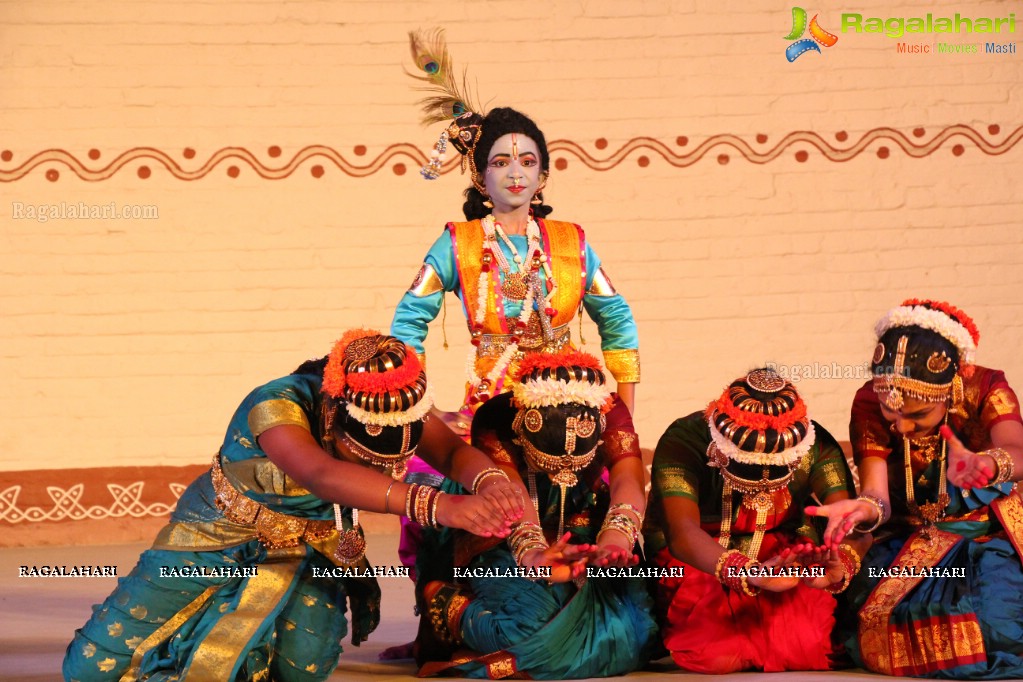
(707, 440), (799, 560)
(903, 416), (950, 534)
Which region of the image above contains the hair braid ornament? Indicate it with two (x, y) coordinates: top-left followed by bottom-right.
(706, 369), (815, 561)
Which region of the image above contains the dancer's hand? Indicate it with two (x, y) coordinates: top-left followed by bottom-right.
(520, 532), (591, 583)
(806, 498), (878, 547)
(591, 529), (639, 568)
(791, 543), (845, 590)
(475, 476), (525, 526)
(745, 551), (801, 592)
(943, 425), (995, 490)
(436, 494), (513, 538)
(433, 407), (471, 438)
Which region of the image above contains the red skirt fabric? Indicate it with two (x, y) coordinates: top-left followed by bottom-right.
(651, 545), (837, 673)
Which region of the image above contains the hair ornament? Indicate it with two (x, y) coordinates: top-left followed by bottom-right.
(875, 299), (979, 371)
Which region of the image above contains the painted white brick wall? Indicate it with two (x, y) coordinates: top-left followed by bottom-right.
(0, 0), (1020, 470)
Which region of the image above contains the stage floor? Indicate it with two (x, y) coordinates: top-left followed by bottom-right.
(0, 535), (884, 681)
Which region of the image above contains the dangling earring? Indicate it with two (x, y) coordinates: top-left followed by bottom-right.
(483, 196), (494, 209)
(951, 373), (965, 409)
(531, 172), (548, 206)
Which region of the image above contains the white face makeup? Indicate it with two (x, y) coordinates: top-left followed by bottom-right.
(483, 133), (544, 214)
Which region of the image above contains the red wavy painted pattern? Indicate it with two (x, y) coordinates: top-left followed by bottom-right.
(0, 124), (1018, 182)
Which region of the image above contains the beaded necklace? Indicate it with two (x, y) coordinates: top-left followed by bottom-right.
(465, 215), (559, 404)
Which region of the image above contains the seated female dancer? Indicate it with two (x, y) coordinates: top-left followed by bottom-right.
(644, 368), (867, 673)
(63, 329), (522, 682)
(411, 350), (658, 679)
(811, 299), (1023, 678)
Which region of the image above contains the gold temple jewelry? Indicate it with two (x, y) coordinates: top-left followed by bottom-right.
(518, 437), (598, 489)
(333, 504), (366, 564)
(715, 450), (797, 560)
(210, 455), (334, 549)
(927, 351), (952, 374)
(337, 431), (415, 481)
(523, 409), (544, 433)
(903, 414), (950, 535)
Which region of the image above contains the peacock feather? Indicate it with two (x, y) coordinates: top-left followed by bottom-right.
(406, 28), (481, 125)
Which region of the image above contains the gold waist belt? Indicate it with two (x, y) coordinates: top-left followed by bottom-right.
(477, 323), (571, 359)
(210, 455), (335, 549)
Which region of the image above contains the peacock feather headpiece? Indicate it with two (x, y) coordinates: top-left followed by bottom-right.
(406, 28), (486, 180)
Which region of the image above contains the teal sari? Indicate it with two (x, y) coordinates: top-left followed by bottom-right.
(414, 395), (658, 679)
(63, 374), (380, 682)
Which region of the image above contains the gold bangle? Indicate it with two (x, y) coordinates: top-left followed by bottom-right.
(597, 513), (639, 546)
(384, 480), (396, 514)
(429, 491), (444, 529)
(405, 483), (419, 520)
(607, 503), (644, 525)
(508, 522), (548, 565)
(853, 495), (887, 534)
(985, 448), (1015, 485)
(471, 467), (509, 495)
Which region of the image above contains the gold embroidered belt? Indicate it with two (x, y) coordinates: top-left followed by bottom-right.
(210, 455), (335, 549)
(477, 323), (571, 359)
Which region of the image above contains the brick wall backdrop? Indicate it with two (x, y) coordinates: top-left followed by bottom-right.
(1, 0), (1020, 502)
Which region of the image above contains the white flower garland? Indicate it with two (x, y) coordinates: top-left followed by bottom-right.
(512, 376), (612, 409)
(345, 387), (434, 427)
(875, 305), (976, 367)
(706, 412), (816, 466)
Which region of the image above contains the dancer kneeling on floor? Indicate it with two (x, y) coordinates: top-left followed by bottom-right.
(63, 329), (523, 682)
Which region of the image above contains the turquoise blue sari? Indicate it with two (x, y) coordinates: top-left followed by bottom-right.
(63, 374), (380, 682)
(413, 395), (658, 679)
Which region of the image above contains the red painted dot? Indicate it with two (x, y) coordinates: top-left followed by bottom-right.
(676, 136), (688, 146)
(268, 145), (281, 158)
(311, 165), (324, 178)
(137, 166), (151, 179)
(952, 145), (964, 156)
(912, 127), (925, 137)
(354, 145), (367, 156)
(595, 138), (608, 150)
(88, 148), (101, 160)
(554, 158), (568, 171)
(227, 166), (240, 178)
(717, 154), (729, 165)
(1, 150), (12, 162)
(756, 134), (768, 144)
(876, 147), (890, 159)
(637, 155), (649, 167)
(988, 124), (1000, 135)
(795, 150), (808, 162)
(393, 163), (406, 175)
(45, 169), (59, 182)
(183, 148), (196, 159)
(835, 131), (848, 142)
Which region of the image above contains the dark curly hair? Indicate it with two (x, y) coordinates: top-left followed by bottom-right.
(463, 107), (554, 221)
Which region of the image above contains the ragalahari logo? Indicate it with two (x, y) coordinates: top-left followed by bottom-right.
(784, 7), (839, 61)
